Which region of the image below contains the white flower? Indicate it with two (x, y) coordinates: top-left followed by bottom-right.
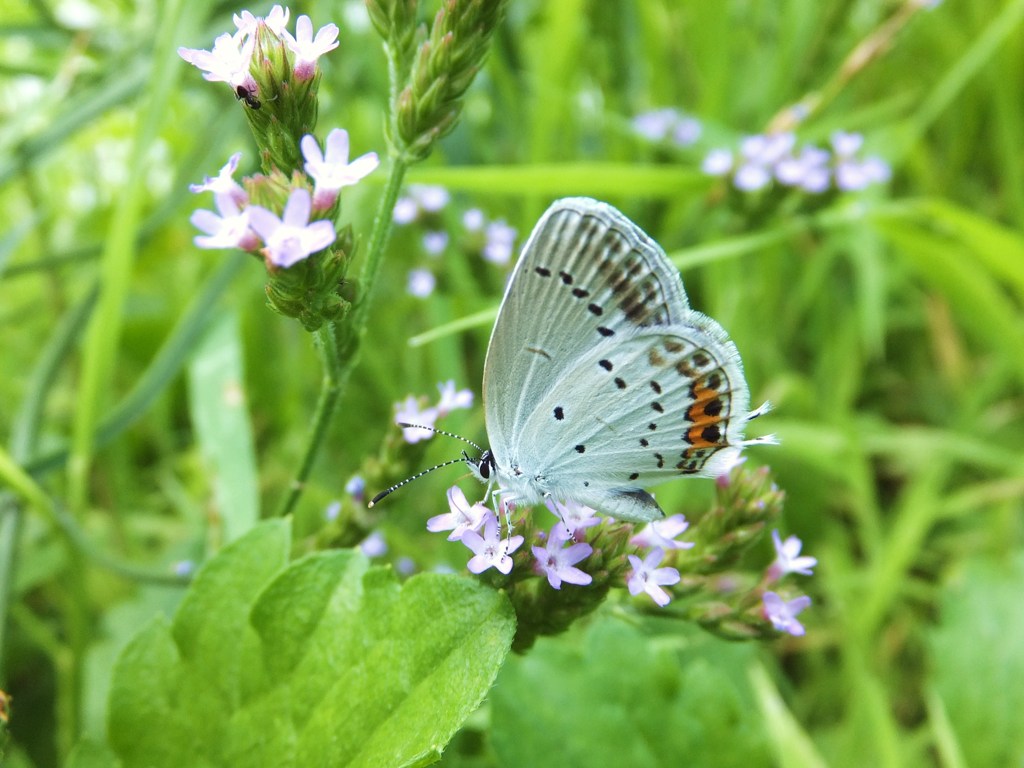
(394, 396), (438, 443)
(427, 486), (490, 541)
(178, 33), (255, 90)
(627, 548), (680, 607)
(763, 591), (812, 636)
(461, 513), (523, 574)
(189, 152), (247, 205)
(190, 193), (259, 251)
(246, 188), (337, 267)
(436, 380), (473, 416)
(300, 129), (379, 210)
(407, 268), (436, 298)
(283, 15), (340, 80)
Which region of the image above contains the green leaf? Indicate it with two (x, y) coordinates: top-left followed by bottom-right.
(187, 309), (260, 541)
(65, 739), (122, 768)
(100, 520), (515, 767)
(928, 554), (1024, 768)
(490, 617), (770, 768)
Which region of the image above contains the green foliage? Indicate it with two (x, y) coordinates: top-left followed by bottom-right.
(489, 618), (770, 768)
(101, 521), (515, 767)
(2, 0), (1024, 766)
(928, 555), (1024, 768)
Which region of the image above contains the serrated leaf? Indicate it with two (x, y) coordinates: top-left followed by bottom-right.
(490, 617), (770, 768)
(99, 520), (514, 768)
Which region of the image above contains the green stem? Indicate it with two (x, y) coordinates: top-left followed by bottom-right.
(271, 158), (409, 517)
(355, 157), (410, 330)
(274, 322), (344, 518)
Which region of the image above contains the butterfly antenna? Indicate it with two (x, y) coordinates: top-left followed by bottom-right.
(368, 456), (472, 507)
(396, 423), (484, 452)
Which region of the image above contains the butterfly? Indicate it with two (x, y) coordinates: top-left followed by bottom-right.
(373, 197), (773, 522)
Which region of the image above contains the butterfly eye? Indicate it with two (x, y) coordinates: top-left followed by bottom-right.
(478, 450), (493, 479)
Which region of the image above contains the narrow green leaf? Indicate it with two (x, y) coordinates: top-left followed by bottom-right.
(187, 310), (259, 541)
(928, 555), (1024, 767)
(407, 163), (706, 198)
(65, 739), (122, 768)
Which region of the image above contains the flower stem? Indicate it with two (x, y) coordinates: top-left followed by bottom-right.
(272, 157), (409, 517)
(274, 322), (343, 518)
(354, 156), (409, 329)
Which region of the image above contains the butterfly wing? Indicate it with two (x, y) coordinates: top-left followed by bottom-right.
(482, 197), (763, 524)
(514, 319), (752, 522)
(483, 197), (691, 463)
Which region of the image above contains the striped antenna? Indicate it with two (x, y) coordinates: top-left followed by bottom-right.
(367, 425), (484, 507)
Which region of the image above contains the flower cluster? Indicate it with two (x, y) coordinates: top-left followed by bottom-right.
(188, 130), (378, 266)
(179, 4), (340, 173)
(394, 381), (474, 443)
(702, 131), (890, 194)
(632, 108), (702, 147)
(179, 6), (381, 332)
(391, 185), (519, 298)
(760, 529), (817, 636)
(427, 485), (703, 608)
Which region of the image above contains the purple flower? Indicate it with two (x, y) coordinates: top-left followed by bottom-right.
(702, 148), (734, 176)
(626, 548), (680, 607)
(632, 108), (678, 140)
(461, 512), (524, 575)
(300, 129), (379, 210)
(427, 486), (490, 541)
(411, 184), (449, 212)
(835, 156), (891, 191)
(672, 117), (702, 146)
(178, 32), (256, 91)
(247, 188), (337, 267)
(394, 396), (438, 443)
(359, 530), (388, 557)
(631, 513), (695, 551)
(407, 268), (436, 298)
(422, 230), (449, 255)
(392, 196), (419, 224)
(769, 530), (817, 577)
(436, 380), (473, 416)
(632, 108), (701, 146)
(775, 146), (830, 192)
(544, 498), (601, 537)
(324, 500), (342, 521)
(345, 476), (365, 504)
(731, 133), (796, 191)
(462, 208), (485, 231)
(532, 525), (593, 589)
(283, 14), (340, 80)
(173, 560), (195, 577)
(763, 591), (811, 636)
(483, 220), (517, 265)
(190, 193), (260, 251)
(189, 152), (247, 205)
(830, 131), (864, 158)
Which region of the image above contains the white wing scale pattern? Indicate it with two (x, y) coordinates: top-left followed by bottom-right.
(482, 198), (763, 523)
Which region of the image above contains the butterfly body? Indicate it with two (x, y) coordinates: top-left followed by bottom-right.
(476, 197), (771, 523)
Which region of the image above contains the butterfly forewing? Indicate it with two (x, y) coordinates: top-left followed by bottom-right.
(483, 198), (691, 460)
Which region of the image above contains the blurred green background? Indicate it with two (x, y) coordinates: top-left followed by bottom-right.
(2, 0), (1024, 766)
